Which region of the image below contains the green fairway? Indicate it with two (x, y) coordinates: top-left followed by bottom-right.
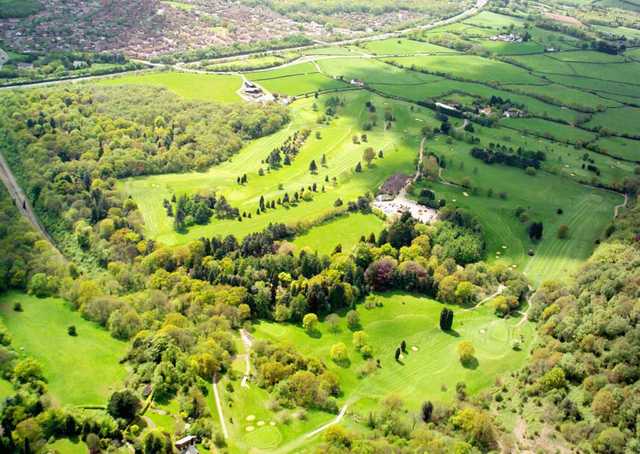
(293, 212), (385, 255)
(413, 126), (621, 284)
(120, 91), (425, 245)
(254, 292), (535, 411)
(98, 71), (243, 103)
(586, 107), (640, 137)
(0, 292), (129, 406)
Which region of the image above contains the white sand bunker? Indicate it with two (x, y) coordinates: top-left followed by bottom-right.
(270, 421), (276, 426)
(246, 415), (256, 422)
(502, 245), (507, 249)
(246, 426), (255, 432)
(411, 346), (418, 352)
(480, 329), (486, 334)
(257, 421), (265, 427)
(463, 192), (469, 197)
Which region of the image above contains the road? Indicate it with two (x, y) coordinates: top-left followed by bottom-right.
(462, 284), (506, 312)
(0, 150), (56, 245)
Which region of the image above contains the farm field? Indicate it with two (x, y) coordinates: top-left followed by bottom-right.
(97, 71), (243, 103)
(0, 292), (128, 406)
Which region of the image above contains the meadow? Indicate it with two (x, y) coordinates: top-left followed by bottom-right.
(0, 292), (128, 406)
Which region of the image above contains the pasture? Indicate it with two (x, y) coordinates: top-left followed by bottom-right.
(97, 71), (243, 103)
(0, 292), (128, 406)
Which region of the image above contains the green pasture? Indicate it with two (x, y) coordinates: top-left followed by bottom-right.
(501, 117), (596, 144)
(547, 73), (640, 99)
(247, 61), (319, 80)
(586, 107), (640, 137)
(504, 83), (620, 109)
(0, 292), (128, 406)
(293, 212), (386, 255)
(97, 71), (243, 103)
(255, 292), (535, 412)
(256, 73), (346, 96)
(362, 38), (458, 55)
(201, 54), (296, 71)
(388, 54), (544, 84)
(119, 91), (426, 245)
(462, 11), (525, 28)
(316, 56), (443, 85)
(594, 136), (640, 161)
(478, 40), (545, 56)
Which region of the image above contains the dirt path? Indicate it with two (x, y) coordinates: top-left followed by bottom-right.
(304, 403), (349, 439)
(212, 374), (229, 440)
(614, 193), (628, 218)
(0, 150), (56, 246)
(463, 284), (505, 312)
(239, 329), (253, 388)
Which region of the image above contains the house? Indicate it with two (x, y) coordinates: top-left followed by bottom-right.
(175, 435), (198, 454)
(503, 108), (524, 118)
(72, 60), (87, 69)
(350, 79), (364, 87)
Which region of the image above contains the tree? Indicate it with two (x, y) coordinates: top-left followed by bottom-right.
(330, 343), (348, 363)
(302, 313), (319, 334)
(457, 341), (475, 365)
(421, 401), (433, 422)
(528, 221), (543, 240)
(309, 160), (318, 173)
(326, 313), (340, 333)
(401, 340), (407, 353)
(346, 310), (360, 330)
(352, 331), (368, 351)
(142, 429), (169, 454)
(363, 147), (376, 167)
(395, 347), (401, 361)
(355, 162), (362, 173)
(107, 389), (141, 422)
(455, 281), (476, 306)
(67, 325), (77, 336)
(439, 308), (454, 331)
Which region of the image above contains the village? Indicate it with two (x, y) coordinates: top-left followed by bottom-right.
(0, 0), (456, 59)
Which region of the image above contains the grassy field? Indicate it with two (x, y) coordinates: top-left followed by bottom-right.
(293, 212), (385, 255)
(255, 292), (535, 411)
(585, 107), (640, 137)
(0, 292), (128, 406)
(98, 71), (243, 103)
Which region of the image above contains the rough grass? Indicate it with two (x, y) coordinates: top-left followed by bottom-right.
(97, 71), (243, 103)
(0, 292), (128, 406)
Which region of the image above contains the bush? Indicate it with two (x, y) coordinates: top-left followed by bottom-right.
(67, 325), (77, 336)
